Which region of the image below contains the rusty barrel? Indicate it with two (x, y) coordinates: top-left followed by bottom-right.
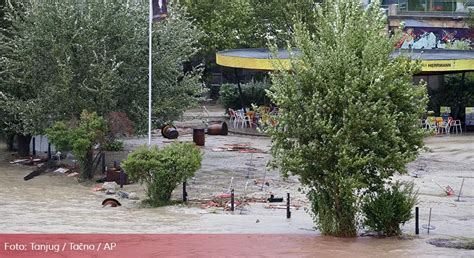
(161, 125), (179, 139)
(207, 121), (228, 135)
(193, 128), (205, 146)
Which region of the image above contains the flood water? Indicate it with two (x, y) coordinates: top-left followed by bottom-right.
(1, 137), (473, 257)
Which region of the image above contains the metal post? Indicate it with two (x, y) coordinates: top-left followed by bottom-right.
(260, 168), (267, 191)
(101, 152), (106, 174)
(147, 0), (153, 147)
(456, 177), (465, 202)
(415, 207), (419, 235)
(231, 189), (235, 211)
(32, 137), (36, 156)
(183, 181), (188, 202)
(120, 170), (125, 189)
(286, 193), (291, 219)
(47, 143), (51, 160)
(427, 208), (432, 235)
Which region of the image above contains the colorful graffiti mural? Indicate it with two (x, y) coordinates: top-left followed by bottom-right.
(394, 27), (473, 49)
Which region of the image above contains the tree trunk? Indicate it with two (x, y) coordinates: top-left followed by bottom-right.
(17, 134), (32, 157)
(6, 134), (15, 151)
(82, 149), (94, 179)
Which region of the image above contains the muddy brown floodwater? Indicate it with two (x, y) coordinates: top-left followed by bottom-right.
(0, 133), (473, 257)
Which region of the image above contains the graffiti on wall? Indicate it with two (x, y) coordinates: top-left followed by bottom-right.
(394, 27), (472, 49)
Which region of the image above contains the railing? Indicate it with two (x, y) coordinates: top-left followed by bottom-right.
(394, 0), (471, 14)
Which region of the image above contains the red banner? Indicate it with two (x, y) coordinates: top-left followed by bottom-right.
(0, 234), (318, 257)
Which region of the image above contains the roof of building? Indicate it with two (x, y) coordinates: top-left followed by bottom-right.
(216, 49), (474, 73)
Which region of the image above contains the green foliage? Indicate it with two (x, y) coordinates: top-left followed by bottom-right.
(268, 0), (428, 237)
(445, 40), (471, 50)
(103, 139), (124, 152)
(362, 181), (418, 236)
(182, 0), (319, 55)
(46, 110), (106, 179)
(428, 73), (474, 120)
(122, 142), (202, 206)
(219, 81), (271, 110)
(0, 1), (204, 136)
(309, 177), (360, 237)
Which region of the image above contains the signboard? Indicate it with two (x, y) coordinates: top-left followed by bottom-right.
(420, 60), (474, 73)
(466, 107), (474, 126)
(153, 0), (168, 21)
(440, 106), (451, 113)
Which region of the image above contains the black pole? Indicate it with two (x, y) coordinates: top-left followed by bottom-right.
(415, 207), (419, 235)
(47, 143), (51, 160)
(231, 189), (235, 211)
(233, 68), (247, 116)
(458, 72), (465, 120)
(183, 181), (188, 203)
(120, 170), (125, 188)
(287, 193), (291, 219)
(32, 137), (36, 156)
(101, 152), (106, 174)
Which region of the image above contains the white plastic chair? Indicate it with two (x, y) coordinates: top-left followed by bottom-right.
(450, 119), (462, 134)
(228, 108), (239, 128)
(236, 110), (252, 128)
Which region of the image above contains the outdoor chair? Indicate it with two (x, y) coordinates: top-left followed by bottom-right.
(228, 108), (240, 128)
(425, 116), (437, 131)
(449, 118), (462, 134)
(437, 120), (450, 134)
(236, 109), (254, 128)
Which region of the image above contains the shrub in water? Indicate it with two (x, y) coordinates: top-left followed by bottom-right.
(362, 181), (418, 236)
(122, 142), (202, 206)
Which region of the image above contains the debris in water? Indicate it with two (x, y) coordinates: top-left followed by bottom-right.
(67, 172), (79, 177)
(117, 191), (129, 199)
(102, 182), (118, 194)
(265, 204), (301, 210)
(211, 143), (266, 153)
(53, 168), (69, 174)
(102, 198), (121, 207)
(254, 179), (270, 187)
(128, 192), (139, 200)
(23, 160), (56, 181)
(267, 194), (283, 203)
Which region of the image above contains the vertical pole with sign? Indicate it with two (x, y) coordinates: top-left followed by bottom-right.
(148, 0), (168, 147)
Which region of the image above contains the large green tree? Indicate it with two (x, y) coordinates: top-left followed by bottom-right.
(182, 0), (320, 81)
(268, 0), (428, 237)
(0, 1), (204, 155)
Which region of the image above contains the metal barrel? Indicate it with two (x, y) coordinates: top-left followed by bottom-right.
(193, 128), (205, 146)
(207, 121), (228, 135)
(161, 125), (179, 139)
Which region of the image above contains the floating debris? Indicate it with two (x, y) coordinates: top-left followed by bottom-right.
(102, 198), (121, 207)
(211, 143), (266, 153)
(53, 168), (69, 174)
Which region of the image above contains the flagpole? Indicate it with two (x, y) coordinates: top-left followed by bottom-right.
(147, 0), (153, 147)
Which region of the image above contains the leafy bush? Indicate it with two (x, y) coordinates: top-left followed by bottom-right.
(219, 80), (270, 110)
(308, 177), (360, 237)
(103, 139), (124, 151)
(46, 110), (106, 179)
(121, 142), (202, 206)
(362, 181), (418, 236)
